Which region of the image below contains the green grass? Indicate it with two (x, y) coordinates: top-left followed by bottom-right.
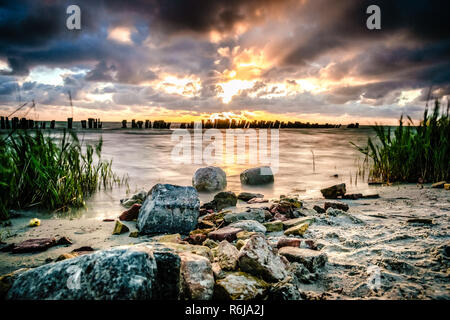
(0, 129), (125, 220)
(352, 99), (450, 183)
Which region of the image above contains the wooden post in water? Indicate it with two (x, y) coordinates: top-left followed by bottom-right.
(145, 120), (150, 128)
(137, 121), (143, 128)
(67, 118), (73, 129)
(98, 119), (102, 128)
(50, 120), (55, 129)
(132, 119), (137, 128)
(121, 120), (127, 128)
(94, 119), (98, 129)
(1, 116), (4, 129)
(81, 120), (87, 129)
(5, 117), (10, 129)
(88, 118), (94, 129)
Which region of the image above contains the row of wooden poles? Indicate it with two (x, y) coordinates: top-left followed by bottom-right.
(1, 116), (353, 131)
(0, 116), (102, 130)
(121, 119), (171, 129)
(179, 119), (342, 129)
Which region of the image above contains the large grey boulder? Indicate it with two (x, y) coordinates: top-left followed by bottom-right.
(240, 166), (274, 185)
(137, 184), (200, 235)
(192, 166), (227, 192)
(7, 247), (157, 300)
(238, 234), (288, 282)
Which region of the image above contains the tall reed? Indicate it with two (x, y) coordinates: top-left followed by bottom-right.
(352, 99), (450, 183)
(0, 129), (125, 220)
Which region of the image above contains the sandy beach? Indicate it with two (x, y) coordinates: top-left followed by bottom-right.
(1, 183), (448, 299)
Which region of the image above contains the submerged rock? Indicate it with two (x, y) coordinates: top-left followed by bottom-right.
(192, 166), (227, 192)
(216, 240), (239, 271)
(278, 247), (327, 272)
(119, 204), (141, 221)
(240, 166), (274, 185)
(11, 238), (57, 254)
(237, 192), (264, 202)
(320, 183), (346, 199)
(7, 246), (158, 300)
(229, 220), (266, 233)
(179, 252), (214, 300)
(137, 184), (200, 235)
(214, 272), (269, 300)
(238, 234), (288, 282)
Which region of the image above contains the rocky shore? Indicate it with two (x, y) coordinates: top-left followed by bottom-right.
(0, 167), (449, 300)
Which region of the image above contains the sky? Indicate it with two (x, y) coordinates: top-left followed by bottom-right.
(0, 0), (449, 124)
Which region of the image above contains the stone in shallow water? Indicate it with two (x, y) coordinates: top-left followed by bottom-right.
(240, 166), (274, 185)
(192, 166), (227, 192)
(238, 234), (288, 282)
(237, 192), (264, 202)
(320, 183), (346, 199)
(137, 184), (200, 235)
(214, 272), (269, 300)
(278, 247), (327, 272)
(7, 246), (158, 300)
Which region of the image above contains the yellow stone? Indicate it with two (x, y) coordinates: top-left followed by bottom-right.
(444, 184), (450, 190)
(112, 220), (129, 235)
(284, 222), (309, 236)
(28, 218), (40, 227)
(129, 231), (139, 238)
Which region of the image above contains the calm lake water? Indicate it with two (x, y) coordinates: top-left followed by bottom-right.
(63, 125), (378, 220)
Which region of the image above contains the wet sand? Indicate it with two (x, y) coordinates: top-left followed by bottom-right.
(1, 183), (448, 299)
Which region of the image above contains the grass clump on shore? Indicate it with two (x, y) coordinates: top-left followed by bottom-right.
(0, 129), (125, 220)
(353, 99), (449, 183)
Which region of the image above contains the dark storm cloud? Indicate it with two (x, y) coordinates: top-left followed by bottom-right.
(0, 0), (449, 121)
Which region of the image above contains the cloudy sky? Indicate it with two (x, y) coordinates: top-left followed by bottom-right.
(0, 0), (449, 124)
